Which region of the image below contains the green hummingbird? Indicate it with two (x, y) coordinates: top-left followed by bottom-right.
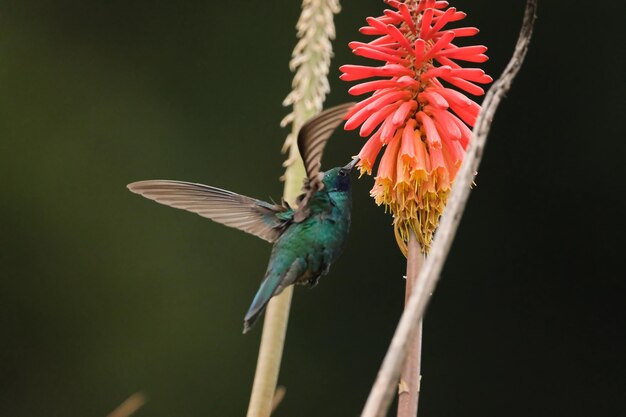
(127, 103), (358, 333)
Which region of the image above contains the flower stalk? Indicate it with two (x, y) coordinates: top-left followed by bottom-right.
(342, 2), (492, 416)
(359, 2), (537, 416)
(397, 230), (424, 417)
(246, 1), (340, 416)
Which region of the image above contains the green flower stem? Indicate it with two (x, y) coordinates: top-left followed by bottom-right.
(246, 1), (338, 414)
(245, 287), (293, 417)
(245, 118), (313, 417)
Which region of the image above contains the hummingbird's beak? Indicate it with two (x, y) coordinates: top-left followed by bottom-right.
(343, 157), (360, 172)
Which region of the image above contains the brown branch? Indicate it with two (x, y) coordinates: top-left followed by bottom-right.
(360, 2), (538, 417)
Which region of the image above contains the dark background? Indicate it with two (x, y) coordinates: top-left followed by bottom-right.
(1, 1), (624, 416)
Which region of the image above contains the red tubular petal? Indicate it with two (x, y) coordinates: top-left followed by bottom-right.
(377, 16), (398, 24)
(381, 64), (415, 77)
(443, 135), (466, 171)
(421, 65), (452, 80)
(369, 35), (395, 46)
(345, 105), (376, 131)
(424, 31), (456, 61)
(396, 75), (420, 89)
(437, 45), (488, 60)
(429, 78), (445, 90)
(441, 75), (485, 96)
(349, 41), (404, 56)
(349, 79), (401, 96)
(449, 113), (472, 148)
(379, 116), (399, 142)
(366, 16), (390, 33)
(361, 103), (401, 137)
(386, 24), (414, 53)
(376, 131), (401, 182)
(417, 111), (441, 147)
(354, 47), (408, 64)
(400, 119), (417, 160)
(419, 90), (449, 109)
(440, 139), (462, 182)
(430, 108), (461, 141)
(449, 100), (478, 126)
(358, 130), (384, 173)
(397, 2), (416, 34)
(435, 55), (461, 69)
(435, 88), (473, 108)
(447, 27), (479, 37)
(340, 64), (370, 77)
(428, 146), (446, 172)
(360, 26), (386, 36)
(366, 90), (412, 112)
(420, 8), (434, 38)
(339, 64), (414, 81)
(448, 68), (493, 84)
(347, 89), (405, 129)
(382, 9), (404, 25)
(427, 7), (457, 37)
(392, 100), (417, 125)
(437, 142), (463, 185)
(411, 129), (430, 176)
(448, 11), (466, 22)
(414, 39), (426, 63)
(417, 0), (440, 14)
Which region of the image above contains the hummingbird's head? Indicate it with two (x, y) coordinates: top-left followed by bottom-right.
(322, 157), (359, 192)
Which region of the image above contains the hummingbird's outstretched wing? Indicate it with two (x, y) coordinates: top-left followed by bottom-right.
(127, 180), (291, 242)
(294, 102), (355, 221)
(297, 102), (355, 186)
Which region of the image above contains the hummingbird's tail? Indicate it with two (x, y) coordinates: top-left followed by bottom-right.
(243, 272), (285, 334)
(243, 259), (305, 333)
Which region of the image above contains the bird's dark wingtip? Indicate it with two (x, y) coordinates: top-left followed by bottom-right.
(243, 308), (265, 334)
(242, 321), (252, 334)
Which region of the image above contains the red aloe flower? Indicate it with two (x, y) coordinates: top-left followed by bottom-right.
(341, 0), (492, 253)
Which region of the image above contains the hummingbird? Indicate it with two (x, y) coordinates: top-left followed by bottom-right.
(127, 103), (358, 333)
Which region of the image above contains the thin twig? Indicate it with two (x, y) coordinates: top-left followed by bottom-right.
(397, 230), (424, 417)
(271, 386), (287, 414)
(106, 392), (146, 417)
(360, 2), (538, 417)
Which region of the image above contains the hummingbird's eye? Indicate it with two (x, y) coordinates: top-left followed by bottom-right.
(339, 169), (347, 176)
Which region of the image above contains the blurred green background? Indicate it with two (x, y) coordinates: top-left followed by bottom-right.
(1, 1), (624, 416)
